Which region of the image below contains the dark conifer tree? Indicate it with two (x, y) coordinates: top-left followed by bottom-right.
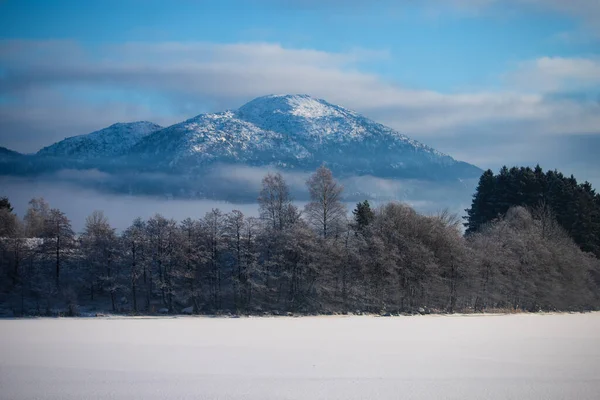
(353, 200), (374, 231)
(0, 196), (13, 212)
(465, 166), (600, 258)
(464, 169), (496, 233)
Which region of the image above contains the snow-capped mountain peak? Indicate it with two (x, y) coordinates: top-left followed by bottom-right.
(0, 95), (482, 201)
(238, 94), (356, 119)
(128, 95), (480, 180)
(37, 121), (163, 159)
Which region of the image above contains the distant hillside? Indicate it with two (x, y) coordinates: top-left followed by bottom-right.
(0, 95), (481, 203)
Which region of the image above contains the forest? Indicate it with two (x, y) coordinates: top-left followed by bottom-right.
(1, 165), (599, 317)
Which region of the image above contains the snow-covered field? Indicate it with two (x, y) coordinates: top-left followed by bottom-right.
(1, 313), (599, 400)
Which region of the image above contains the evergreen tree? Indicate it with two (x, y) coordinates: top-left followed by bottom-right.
(353, 200), (374, 231)
(465, 166), (600, 258)
(0, 196), (13, 212)
(464, 169), (496, 233)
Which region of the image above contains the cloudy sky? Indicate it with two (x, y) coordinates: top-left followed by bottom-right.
(1, 0), (599, 185)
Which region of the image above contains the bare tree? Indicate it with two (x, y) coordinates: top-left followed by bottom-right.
(81, 211), (119, 309)
(24, 198), (50, 237)
(0, 208), (20, 238)
(258, 172), (299, 231)
(42, 208), (74, 288)
(434, 208), (462, 231)
(146, 214), (179, 312)
(2, 194), (600, 316)
(122, 218), (147, 313)
(225, 210), (246, 310)
(0, 210), (26, 290)
(304, 165), (346, 239)
(202, 209), (226, 310)
(242, 217), (261, 309)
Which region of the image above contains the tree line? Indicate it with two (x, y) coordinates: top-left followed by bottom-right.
(1, 165), (599, 316)
(465, 165), (600, 257)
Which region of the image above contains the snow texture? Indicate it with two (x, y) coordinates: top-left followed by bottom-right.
(128, 95), (478, 178)
(37, 121), (163, 159)
(1, 313), (599, 400)
(2, 95), (481, 185)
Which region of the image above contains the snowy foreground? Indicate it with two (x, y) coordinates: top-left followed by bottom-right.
(1, 313), (600, 400)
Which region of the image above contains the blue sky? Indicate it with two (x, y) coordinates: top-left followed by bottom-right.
(1, 0), (599, 184)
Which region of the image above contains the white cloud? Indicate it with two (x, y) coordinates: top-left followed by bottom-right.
(507, 56), (600, 92)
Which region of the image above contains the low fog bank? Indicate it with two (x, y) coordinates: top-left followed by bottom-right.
(1, 169), (475, 231)
(1, 178), (259, 232)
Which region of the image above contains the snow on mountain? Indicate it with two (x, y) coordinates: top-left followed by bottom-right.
(132, 109), (311, 168)
(237, 94), (448, 157)
(131, 94), (479, 179)
(37, 121), (163, 159)
(0, 95), (483, 204)
(0, 95), (481, 202)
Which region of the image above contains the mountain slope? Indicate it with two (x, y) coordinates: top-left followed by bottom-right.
(37, 121), (163, 159)
(0, 95), (482, 202)
(131, 95), (480, 180)
(0, 146), (22, 160)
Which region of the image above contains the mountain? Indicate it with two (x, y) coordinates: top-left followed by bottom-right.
(0, 95), (482, 202)
(0, 146), (22, 160)
(37, 121), (163, 160)
(0, 147), (30, 175)
(130, 94), (480, 180)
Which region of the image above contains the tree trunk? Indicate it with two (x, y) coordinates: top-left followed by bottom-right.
(449, 262), (457, 313)
(13, 241), (20, 286)
(146, 277), (152, 311)
(132, 281), (137, 313)
(55, 235), (60, 288)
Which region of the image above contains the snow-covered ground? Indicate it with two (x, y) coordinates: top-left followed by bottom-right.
(1, 313), (599, 400)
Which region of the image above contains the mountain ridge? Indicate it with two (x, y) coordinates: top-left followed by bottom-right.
(0, 94), (482, 201)
(126, 94), (479, 179)
(37, 121), (163, 159)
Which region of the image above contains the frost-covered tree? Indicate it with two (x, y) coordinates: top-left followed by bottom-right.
(178, 217), (205, 313)
(1, 192), (599, 315)
(122, 218), (147, 313)
(225, 210), (247, 309)
(258, 172), (300, 231)
(0, 211), (26, 290)
(146, 214), (179, 312)
(41, 208), (74, 288)
(0, 207), (20, 238)
(467, 206), (598, 312)
(81, 211), (119, 310)
(24, 198), (50, 237)
(304, 166), (346, 239)
(201, 209), (226, 310)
